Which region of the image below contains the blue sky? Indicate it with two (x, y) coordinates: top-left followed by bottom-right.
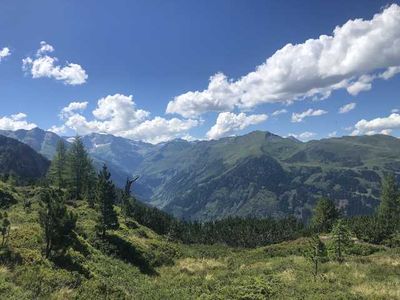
(1, 0), (400, 143)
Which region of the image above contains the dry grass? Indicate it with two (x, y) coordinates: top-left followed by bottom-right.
(352, 282), (400, 299)
(178, 258), (225, 275)
(278, 268), (296, 283)
(371, 255), (400, 267)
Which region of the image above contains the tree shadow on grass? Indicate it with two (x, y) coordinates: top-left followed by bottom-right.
(52, 254), (91, 279)
(101, 233), (158, 276)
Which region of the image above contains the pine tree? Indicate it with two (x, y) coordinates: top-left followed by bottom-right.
(310, 197), (339, 233)
(38, 189), (77, 258)
(330, 219), (352, 262)
(377, 173), (400, 233)
(96, 165), (119, 237)
(66, 136), (93, 200)
(0, 212), (10, 247)
(48, 140), (67, 190)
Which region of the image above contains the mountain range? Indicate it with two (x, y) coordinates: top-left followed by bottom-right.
(1, 128), (399, 221)
(0, 134), (49, 181)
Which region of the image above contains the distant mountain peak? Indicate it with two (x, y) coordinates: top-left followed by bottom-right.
(286, 136), (302, 143)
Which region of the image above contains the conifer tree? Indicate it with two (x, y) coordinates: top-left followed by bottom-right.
(305, 235), (327, 279)
(377, 173), (400, 233)
(96, 165), (119, 237)
(38, 189), (77, 258)
(329, 219), (352, 262)
(0, 212), (10, 247)
(84, 163), (97, 208)
(66, 136), (93, 200)
(310, 197), (339, 233)
(48, 140), (67, 190)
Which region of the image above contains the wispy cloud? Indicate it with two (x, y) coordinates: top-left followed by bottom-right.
(291, 109), (327, 123)
(272, 109), (288, 117)
(288, 131), (316, 141)
(339, 102), (356, 114)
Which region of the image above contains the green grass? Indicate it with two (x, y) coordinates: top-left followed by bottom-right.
(0, 183), (399, 299)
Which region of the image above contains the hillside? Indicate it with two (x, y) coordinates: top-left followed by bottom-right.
(0, 129), (137, 187)
(0, 135), (49, 182)
(139, 132), (400, 221)
(3, 128), (400, 221)
(0, 181), (399, 299)
(0, 128), (62, 160)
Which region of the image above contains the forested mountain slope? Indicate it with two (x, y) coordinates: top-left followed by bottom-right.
(0, 135), (49, 182)
(137, 132), (400, 221)
(0, 127), (61, 159)
(3, 128), (400, 221)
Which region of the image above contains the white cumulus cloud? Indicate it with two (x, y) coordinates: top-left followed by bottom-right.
(60, 101), (88, 119)
(291, 108), (327, 123)
(0, 47), (11, 62)
(352, 113), (400, 135)
(206, 112), (268, 140)
(0, 113), (37, 131)
(166, 4), (400, 118)
(50, 94), (199, 143)
(22, 41), (88, 85)
(339, 102), (356, 114)
(123, 117), (200, 144)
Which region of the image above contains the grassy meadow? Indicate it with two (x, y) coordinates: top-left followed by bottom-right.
(0, 182), (399, 299)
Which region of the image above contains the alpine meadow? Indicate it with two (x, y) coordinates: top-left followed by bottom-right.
(1, 1), (400, 299)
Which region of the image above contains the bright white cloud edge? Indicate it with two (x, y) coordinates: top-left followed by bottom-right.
(206, 112), (268, 140)
(166, 4), (400, 118)
(50, 94), (199, 144)
(22, 41), (88, 85)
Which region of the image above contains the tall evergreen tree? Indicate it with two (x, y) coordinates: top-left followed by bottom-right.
(84, 163), (97, 208)
(96, 165), (119, 237)
(38, 189), (77, 258)
(377, 173), (400, 232)
(66, 136), (93, 200)
(329, 219), (352, 262)
(48, 140), (67, 190)
(310, 197), (339, 233)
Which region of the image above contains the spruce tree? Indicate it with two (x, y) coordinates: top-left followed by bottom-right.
(38, 189), (77, 258)
(48, 140), (67, 190)
(310, 197), (339, 233)
(66, 136), (93, 200)
(84, 163), (97, 208)
(377, 173), (400, 233)
(96, 165), (119, 237)
(329, 219), (352, 262)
